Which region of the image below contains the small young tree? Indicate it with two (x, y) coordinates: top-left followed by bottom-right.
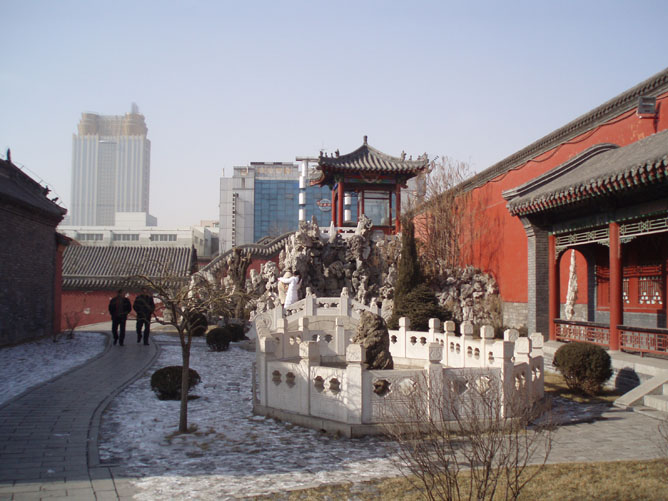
(382, 371), (553, 500)
(132, 269), (241, 433)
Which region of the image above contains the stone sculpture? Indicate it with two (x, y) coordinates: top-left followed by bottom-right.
(351, 311), (393, 370)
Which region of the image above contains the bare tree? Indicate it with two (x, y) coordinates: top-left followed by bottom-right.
(62, 311), (82, 340)
(131, 267), (241, 433)
(382, 370), (553, 500)
(410, 157), (501, 278)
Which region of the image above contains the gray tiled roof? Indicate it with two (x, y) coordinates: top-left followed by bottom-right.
(201, 231), (293, 276)
(0, 159), (66, 222)
(315, 138), (428, 184)
(460, 67), (668, 193)
(63, 246), (195, 290)
(505, 129), (668, 216)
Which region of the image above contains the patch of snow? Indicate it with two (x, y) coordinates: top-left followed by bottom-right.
(99, 335), (400, 500)
(0, 332), (106, 406)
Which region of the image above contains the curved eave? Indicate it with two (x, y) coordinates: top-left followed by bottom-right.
(507, 157), (668, 217)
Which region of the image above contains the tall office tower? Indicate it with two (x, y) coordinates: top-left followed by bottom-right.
(70, 104), (151, 226)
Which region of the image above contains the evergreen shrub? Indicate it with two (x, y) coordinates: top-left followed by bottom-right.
(206, 327), (233, 351)
(389, 283), (449, 331)
(150, 366), (201, 400)
(553, 342), (612, 395)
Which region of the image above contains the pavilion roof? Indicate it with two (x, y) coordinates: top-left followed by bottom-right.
(313, 136), (428, 185)
(504, 129), (668, 217)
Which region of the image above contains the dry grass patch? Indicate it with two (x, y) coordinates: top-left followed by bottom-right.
(249, 460), (668, 500)
(544, 370), (622, 404)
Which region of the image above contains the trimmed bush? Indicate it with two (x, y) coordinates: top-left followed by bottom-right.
(150, 366), (201, 400)
(186, 311), (208, 337)
(206, 324), (247, 351)
(206, 327), (232, 351)
(553, 342), (612, 395)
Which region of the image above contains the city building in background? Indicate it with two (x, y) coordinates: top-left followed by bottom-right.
(69, 104), (153, 226)
(219, 162), (334, 253)
(58, 217), (218, 263)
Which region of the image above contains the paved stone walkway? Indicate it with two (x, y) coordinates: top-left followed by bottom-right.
(0, 325), (158, 500)
(0, 326), (666, 500)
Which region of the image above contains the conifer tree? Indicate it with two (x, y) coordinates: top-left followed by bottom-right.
(390, 216), (447, 330)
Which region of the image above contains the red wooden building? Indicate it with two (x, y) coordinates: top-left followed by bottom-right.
(451, 67), (668, 354)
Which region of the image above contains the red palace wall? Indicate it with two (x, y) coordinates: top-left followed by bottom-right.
(432, 91), (668, 307)
(62, 290), (145, 329)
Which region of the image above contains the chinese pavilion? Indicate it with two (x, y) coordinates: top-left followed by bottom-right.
(313, 136), (428, 234)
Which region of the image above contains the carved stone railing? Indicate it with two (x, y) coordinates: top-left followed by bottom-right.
(253, 296), (545, 436)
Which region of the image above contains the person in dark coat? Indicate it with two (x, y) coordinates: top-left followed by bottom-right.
(108, 289), (132, 346)
(133, 288), (155, 345)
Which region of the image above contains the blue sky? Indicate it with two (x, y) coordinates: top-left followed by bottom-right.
(2, 1), (667, 227)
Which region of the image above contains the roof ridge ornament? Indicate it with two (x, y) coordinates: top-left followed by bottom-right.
(363, 135), (368, 145)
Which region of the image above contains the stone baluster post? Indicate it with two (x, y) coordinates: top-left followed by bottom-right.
(530, 332), (545, 399)
(429, 318), (442, 344)
(257, 337), (277, 408)
(443, 320), (456, 367)
(460, 321), (474, 368)
(480, 325), (495, 368)
(299, 341), (320, 416)
(514, 337), (532, 408)
(491, 339), (516, 418)
(339, 288), (350, 317)
(345, 343), (366, 424)
(298, 317), (309, 344)
(504, 328), (519, 342)
(304, 292), (316, 316)
(271, 303), (284, 330)
(399, 317), (410, 359)
(334, 317), (346, 356)
(427, 342), (444, 421)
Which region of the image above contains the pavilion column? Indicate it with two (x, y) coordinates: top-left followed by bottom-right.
(395, 184), (401, 233)
(331, 188), (337, 226)
(609, 221), (622, 351)
(548, 234), (559, 341)
(337, 181), (344, 228)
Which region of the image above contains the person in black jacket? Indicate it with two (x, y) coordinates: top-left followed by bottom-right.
(133, 288), (155, 345)
(108, 289), (132, 346)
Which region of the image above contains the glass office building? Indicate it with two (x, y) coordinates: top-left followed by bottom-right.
(220, 162), (343, 253)
(253, 179), (334, 242)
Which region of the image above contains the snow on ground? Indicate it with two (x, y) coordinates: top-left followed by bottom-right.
(0, 332), (106, 406)
(99, 335), (401, 500)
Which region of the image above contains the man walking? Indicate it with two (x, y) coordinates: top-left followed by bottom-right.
(108, 289), (132, 346)
(133, 288), (155, 345)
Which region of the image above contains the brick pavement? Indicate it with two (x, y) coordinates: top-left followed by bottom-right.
(0, 324), (158, 500)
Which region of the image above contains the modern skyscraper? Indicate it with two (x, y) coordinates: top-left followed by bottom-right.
(70, 104), (151, 226)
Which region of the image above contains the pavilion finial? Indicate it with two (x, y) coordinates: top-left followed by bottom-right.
(363, 135), (368, 145)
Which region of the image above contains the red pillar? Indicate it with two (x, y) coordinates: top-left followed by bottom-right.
(548, 234), (559, 341)
(337, 181), (344, 228)
(395, 184), (402, 233)
(609, 222), (622, 350)
(331, 188), (337, 226)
